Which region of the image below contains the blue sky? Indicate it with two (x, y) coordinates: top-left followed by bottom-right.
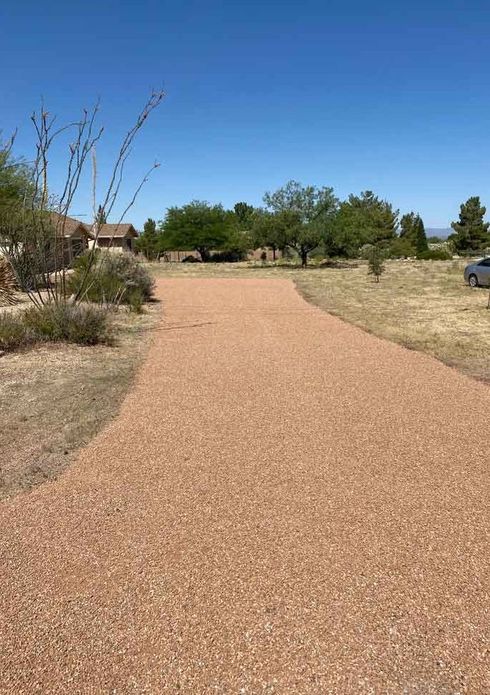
(1, 0), (490, 228)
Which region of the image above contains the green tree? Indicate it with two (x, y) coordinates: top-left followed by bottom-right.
(159, 201), (232, 262)
(233, 202), (255, 230)
(135, 218), (159, 260)
(251, 208), (290, 260)
(414, 215), (429, 255)
(449, 196), (490, 253)
(365, 245), (386, 283)
(399, 211), (428, 255)
(399, 212), (417, 239)
(0, 142), (35, 210)
(327, 191), (398, 257)
(264, 180), (337, 224)
(263, 180), (338, 266)
(281, 210), (323, 268)
(0, 143), (45, 290)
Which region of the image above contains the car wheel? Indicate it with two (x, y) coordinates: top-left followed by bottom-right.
(468, 273), (479, 288)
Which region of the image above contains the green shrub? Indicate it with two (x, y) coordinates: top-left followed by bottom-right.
(101, 252), (155, 299)
(417, 248), (452, 261)
(0, 311), (34, 351)
(24, 303), (111, 346)
(388, 237), (416, 258)
(69, 251), (155, 306)
(126, 287), (144, 313)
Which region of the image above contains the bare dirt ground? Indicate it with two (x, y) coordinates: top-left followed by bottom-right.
(0, 278), (488, 693)
(0, 302), (160, 499)
(151, 259), (490, 383)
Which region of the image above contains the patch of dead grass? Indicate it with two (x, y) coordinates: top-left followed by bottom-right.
(0, 301), (160, 500)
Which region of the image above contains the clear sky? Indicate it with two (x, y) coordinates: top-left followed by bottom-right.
(1, 0), (490, 228)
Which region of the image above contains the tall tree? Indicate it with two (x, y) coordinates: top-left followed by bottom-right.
(414, 215), (429, 255)
(399, 211), (428, 255)
(326, 192), (398, 258)
(449, 196), (490, 253)
(263, 180), (338, 266)
(233, 202), (255, 229)
(0, 142), (35, 210)
(135, 217), (159, 260)
(251, 209), (290, 260)
(264, 180), (337, 225)
(159, 201), (232, 262)
(399, 212), (417, 239)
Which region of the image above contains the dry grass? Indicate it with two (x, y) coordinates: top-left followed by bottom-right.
(0, 300), (160, 499)
(150, 258), (490, 382)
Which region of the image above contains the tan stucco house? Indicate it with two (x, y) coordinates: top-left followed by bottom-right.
(89, 224), (138, 252)
(50, 213), (93, 265)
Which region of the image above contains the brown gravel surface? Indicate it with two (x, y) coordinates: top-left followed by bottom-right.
(1, 278), (488, 694)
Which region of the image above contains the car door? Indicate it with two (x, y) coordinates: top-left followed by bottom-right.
(477, 258), (490, 285)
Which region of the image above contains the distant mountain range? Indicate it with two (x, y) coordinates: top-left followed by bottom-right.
(425, 228), (452, 239)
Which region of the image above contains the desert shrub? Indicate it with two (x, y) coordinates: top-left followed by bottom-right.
(126, 287), (144, 313)
(23, 303), (111, 346)
(417, 248), (452, 261)
(0, 311), (34, 351)
(69, 251), (155, 305)
(100, 252), (154, 299)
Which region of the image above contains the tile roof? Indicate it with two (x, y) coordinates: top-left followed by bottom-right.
(50, 212), (93, 238)
(95, 223), (137, 239)
(49, 213), (137, 239)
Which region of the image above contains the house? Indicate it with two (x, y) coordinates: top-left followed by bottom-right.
(52, 215), (139, 260)
(50, 213), (93, 264)
(50, 215), (139, 261)
(0, 213), (138, 274)
(89, 224), (138, 253)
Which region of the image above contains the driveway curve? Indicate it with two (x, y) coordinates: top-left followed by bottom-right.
(0, 278), (488, 693)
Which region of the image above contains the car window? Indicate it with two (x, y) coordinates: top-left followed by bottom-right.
(479, 259), (490, 267)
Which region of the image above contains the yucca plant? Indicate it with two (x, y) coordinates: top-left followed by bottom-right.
(0, 257), (17, 305)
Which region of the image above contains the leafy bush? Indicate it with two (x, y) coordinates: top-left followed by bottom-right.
(101, 252), (155, 299)
(126, 287), (144, 313)
(23, 303), (111, 346)
(388, 237), (416, 258)
(417, 248), (452, 261)
(0, 311), (34, 351)
(69, 251), (155, 305)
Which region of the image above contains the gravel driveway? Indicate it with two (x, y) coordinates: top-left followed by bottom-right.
(0, 279), (488, 693)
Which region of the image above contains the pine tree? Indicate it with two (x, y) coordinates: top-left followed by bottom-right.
(414, 215), (429, 255)
(449, 196), (490, 253)
(400, 212), (417, 239)
(366, 245), (385, 282)
(135, 218), (159, 260)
